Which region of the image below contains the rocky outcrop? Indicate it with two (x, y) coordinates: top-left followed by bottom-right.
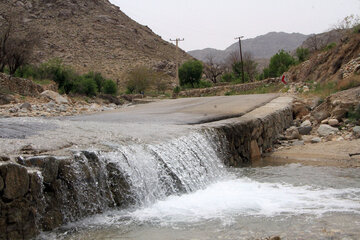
(0, 73), (44, 97)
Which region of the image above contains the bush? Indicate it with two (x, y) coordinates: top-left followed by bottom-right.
(221, 72), (234, 82)
(126, 66), (154, 94)
(323, 42), (336, 51)
(83, 72), (105, 92)
(267, 50), (295, 78)
(353, 24), (360, 34)
(72, 76), (98, 96)
(296, 47), (310, 63)
(173, 85), (181, 94)
(179, 60), (203, 88)
(102, 79), (118, 95)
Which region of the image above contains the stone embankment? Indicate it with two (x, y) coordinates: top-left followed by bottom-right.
(179, 78), (280, 97)
(0, 96), (293, 239)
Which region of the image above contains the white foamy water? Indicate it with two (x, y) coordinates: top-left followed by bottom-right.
(130, 177), (360, 225)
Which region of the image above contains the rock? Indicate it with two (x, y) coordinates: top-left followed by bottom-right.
(0, 94), (15, 105)
(45, 101), (56, 109)
(321, 119), (329, 124)
(270, 237), (281, 240)
(328, 118), (339, 126)
(0, 156), (10, 162)
(313, 110), (330, 122)
(303, 86), (309, 92)
(317, 124), (339, 137)
(58, 105), (67, 112)
(311, 137), (322, 143)
(293, 101), (309, 119)
(9, 106), (19, 113)
(20, 102), (32, 110)
(250, 140), (261, 160)
(0, 163), (29, 200)
(300, 120), (311, 127)
(285, 126), (301, 140)
(20, 156), (59, 183)
(332, 100), (342, 106)
(298, 126), (312, 135)
(310, 97), (322, 110)
(331, 105), (348, 120)
(353, 126), (360, 138)
(0, 175), (3, 191)
(291, 140), (305, 146)
(41, 90), (69, 104)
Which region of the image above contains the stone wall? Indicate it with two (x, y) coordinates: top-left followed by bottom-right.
(179, 78), (280, 97)
(0, 73), (44, 97)
(205, 97), (293, 166)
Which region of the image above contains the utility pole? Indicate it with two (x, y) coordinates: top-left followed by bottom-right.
(235, 36), (245, 83)
(170, 38), (184, 86)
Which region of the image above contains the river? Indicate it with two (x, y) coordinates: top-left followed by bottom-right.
(38, 161), (360, 240)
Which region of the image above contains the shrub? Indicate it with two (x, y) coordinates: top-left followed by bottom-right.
(102, 79), (118, 95)
(221, 72), (234, 82)
(353, 24), (360, 34)
(72, 76), (98, 96)
(323, 42), (336, 51)
(173, 85), (181, 94)
(179, 60), (203, 88)
(267, 50), (295, 77)
(296, 47), (310, 63)
(126, 66), (154, 94)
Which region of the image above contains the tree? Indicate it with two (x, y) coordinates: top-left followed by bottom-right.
(203, 54), (224, 84)
(178, 60), (203, 87)
(228, 51), (258, 82)
(126, 66), (154, 94)
(242, 52), (258, 81)
(268, 50), (295, 77)
(296, 47), (310, 63)
(0, 13), (37, 74)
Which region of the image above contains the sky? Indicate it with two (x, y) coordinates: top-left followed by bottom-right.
(109, 0), (360, 52)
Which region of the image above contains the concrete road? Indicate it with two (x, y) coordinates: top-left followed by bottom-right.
(70, 94), (278, 125)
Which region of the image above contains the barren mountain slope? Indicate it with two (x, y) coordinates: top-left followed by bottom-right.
(0, 0), (191, 82)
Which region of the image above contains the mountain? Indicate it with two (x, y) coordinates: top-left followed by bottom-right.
(0, 0), (191, 82)
(188, 32), (309, 64)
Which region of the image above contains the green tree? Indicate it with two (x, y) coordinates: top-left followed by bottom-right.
(296, 47), (310, 63)
(179, 60), (203, 87)
(268, 50), (295, 77)
(102, 79), (118, 95)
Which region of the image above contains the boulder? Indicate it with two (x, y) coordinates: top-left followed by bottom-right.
(20, 102), (32, 110)
(353, 126), (360, 138)
(0, 94), (15, 105)
(313, 110), (330, 122)
(328, 118), (339, 126)
(311, 137), (321, 143)
(293, 101), (309, 119)
(298, 126), (312, 135)
(41, 90), (69, 104)
(317, 124), (339, 137)
(300, 120), (312, 127)
(0, 156), (10, 162)
(0, 163), (29, 200)
(285, 126), (301, 140)
(331, 105), (348, 120)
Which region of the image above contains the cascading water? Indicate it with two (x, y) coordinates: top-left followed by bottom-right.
(37, 129), (360, 240)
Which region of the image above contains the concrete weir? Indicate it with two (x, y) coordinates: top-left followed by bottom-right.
(0, 95), (292, 239)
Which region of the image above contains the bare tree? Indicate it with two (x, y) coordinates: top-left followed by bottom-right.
(242, 51), (258, 81)
(0, 13), (38, 74)
(203, 54), (224, 84)
(0, 15), (11, 72)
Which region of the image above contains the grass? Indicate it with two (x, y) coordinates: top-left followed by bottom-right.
(33, 79), (54, 85)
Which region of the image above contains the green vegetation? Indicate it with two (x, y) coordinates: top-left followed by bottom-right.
(258, 50), (295, 80)
(13, 59), (118, 96)
(125, 66), (155, 94)
(353, 24), (360, 34)
(296, 47), (310, 63)
(347, 104), (360, 122)
(179, 60), (203, 88)
(323, 42), (336, 51)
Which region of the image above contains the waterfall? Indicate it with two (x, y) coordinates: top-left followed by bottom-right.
(52, 129), (231, 222)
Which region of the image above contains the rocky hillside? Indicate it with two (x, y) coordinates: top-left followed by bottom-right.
(0, 0), (191, 83)
(287, 31), (360, 84)
(188, 32), (309, 64)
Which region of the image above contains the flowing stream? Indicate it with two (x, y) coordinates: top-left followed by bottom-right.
(38, 130), (360, 240)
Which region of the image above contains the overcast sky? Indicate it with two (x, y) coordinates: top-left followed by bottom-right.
(109, 0), (360, 52)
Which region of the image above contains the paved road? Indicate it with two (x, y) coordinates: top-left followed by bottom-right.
(70, 94), (278, 125)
